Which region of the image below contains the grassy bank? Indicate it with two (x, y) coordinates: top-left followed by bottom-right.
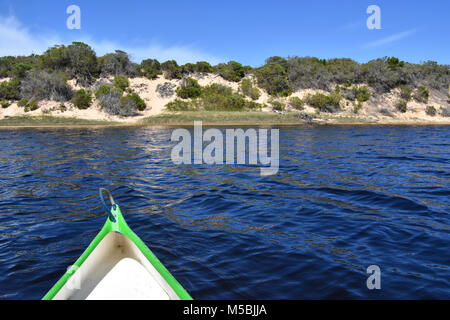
(0, 116), (118, 127)
(140, 111), (311, 125)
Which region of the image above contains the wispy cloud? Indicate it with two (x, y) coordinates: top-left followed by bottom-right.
(363, 29), (417, 48)
(0, 15), (222, 64)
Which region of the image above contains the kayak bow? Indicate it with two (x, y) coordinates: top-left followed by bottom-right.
(42, 189), (192, 300)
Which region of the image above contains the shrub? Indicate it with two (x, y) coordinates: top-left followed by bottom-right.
(0, 78), (21, 100)
(141, 59), (162, 79)
(413, 86), (430, 103)
(123, 92), (146, 111)
(240, 79), (261, 100)
(113, 75), (130, 91)
(194, 61), (213, 73)
(65, 42), (100, 84)
(20, 70), (73, 101)
(161, 60), (182, 79)
(18, 98), (28, 107)
(215, 61), (248, 82)
(24, 98), (38, 112)
(395, 99), (407, 113)
(271, 100), (284, 111)
(165, 99), (192, 111)
(353, 101), (363, 114)
(399, 85), (412, 101)
(98, 50), (137, 77)
(440, 106), (450, 117)
(352, 86), (370, 102)
(425, 105), (436, 116)
(255, 62), (291, 96)
(95, 84), (112, 99)
(71, 89), (92, 109)
(0, 100), (10, 108)
(288, 96), (305, 110)
(156, 82), (176, 98)
(176, 77), (202, 99)
(305, 92), (341, 113)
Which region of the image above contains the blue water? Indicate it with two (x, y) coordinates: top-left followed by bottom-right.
(0, 125), (449, 299)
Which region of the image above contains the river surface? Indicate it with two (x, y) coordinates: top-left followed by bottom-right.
(0, 125), (449, 299)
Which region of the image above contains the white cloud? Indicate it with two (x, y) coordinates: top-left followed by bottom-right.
(0, 15), (222, 64)
(0, 15), (61, 56)
(363, 29), (417, 48)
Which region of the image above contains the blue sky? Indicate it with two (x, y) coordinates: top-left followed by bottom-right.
(0, 0), (449, 66)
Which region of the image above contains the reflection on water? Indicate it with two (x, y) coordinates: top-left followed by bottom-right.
(0, 125), (449, 299)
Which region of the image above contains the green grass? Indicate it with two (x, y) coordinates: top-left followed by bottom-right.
(0, 115), (118, 127)
(140, 111), (308, 125)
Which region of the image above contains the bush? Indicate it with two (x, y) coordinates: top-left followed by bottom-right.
(0, 78), (21, 100)
(20, 70), (73, 101)
(399, 85), (412, 101)
(24, 98), (38, 112)
(18, 98), (28, 107)
(255, 61), (291, 96)
(353, 101), (363, 114)
(71, 89), (92, 109)
(0, 99), (10, 108)
(161, 60), (182, 79)
(240, 79), (261, 100)
(113, 75), (130, 91)
(395, 99), (407, 113)
(413, 86), (430, 103)
(95, 84), (112, 99)
(176, 77), (202, 99)
(65, 42), (100, 84)
(271, 100), (284, 111)
(165, 99), (192, 111)
(123, 92), (146, 111)
(288, 96), (305, 110)
(156, 82), (176, 98)
(215, 61), (249, 82)
(141, 59), (162, 79)
(440, 106), (450, 117)
(305, 92), (341, 113)
(98, 50), (137, 77)
(425, 105), (436, 116)
(352, 86), (370, 102)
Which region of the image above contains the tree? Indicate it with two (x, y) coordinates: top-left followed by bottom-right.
(255, 62), (291, 96)
(141, 59), (162, 79)
(99, 50), (138, 77)
(215, 61), (249, 82)
(71, 89), (93, 109)
(176, 77), (202, 99)
(161, 60), (182, 79)
(66, 42), (99, 84)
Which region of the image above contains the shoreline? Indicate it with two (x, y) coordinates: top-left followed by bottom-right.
(1, 113), (450, 129)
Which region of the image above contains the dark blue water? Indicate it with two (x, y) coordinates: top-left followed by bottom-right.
(0, 125), (449, 299)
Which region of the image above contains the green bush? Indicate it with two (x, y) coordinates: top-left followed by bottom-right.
(0, 99), (10, 108)
(240, 79), (261, 100)
(161, 60), (182, 79)
(95, 84), (112, 99)
(413, 86), (430, 103)
(98, 50), (138, 77)
(113, 75), (130, 91)
(352, 86), (370, 102)
(288, 96), (305, 110)
(271, 100), (284, 111)
(399, 85), (412, 101)
(176, 77), (202, 99)
(18, 98), (28, 107)
(165, 99), (192, 111)
(0, 78), (21, 100)
(20, 70), (73, 101)
(215, 61), (249, 82)
(123, 92), (146, 111)
(71, 89), (92, 109)
(24, 98), (38, 112)
(141, 59), (162, 79)
(425, 105), (436, 116)
(395, 99), (407, 113)
(255, 61), (291, 96)
(305, 92), (341, 113)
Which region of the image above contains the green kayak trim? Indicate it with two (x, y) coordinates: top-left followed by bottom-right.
(42, 204), (193, 300)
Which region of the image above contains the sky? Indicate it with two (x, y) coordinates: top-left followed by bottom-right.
(0, 0), (449, 66)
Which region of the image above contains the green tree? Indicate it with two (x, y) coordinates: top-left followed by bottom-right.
(71, 89), (93, 109)
(141, 59), (162, 79)
(176, 77), (202, 99)
(113, 75), (130, 91)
